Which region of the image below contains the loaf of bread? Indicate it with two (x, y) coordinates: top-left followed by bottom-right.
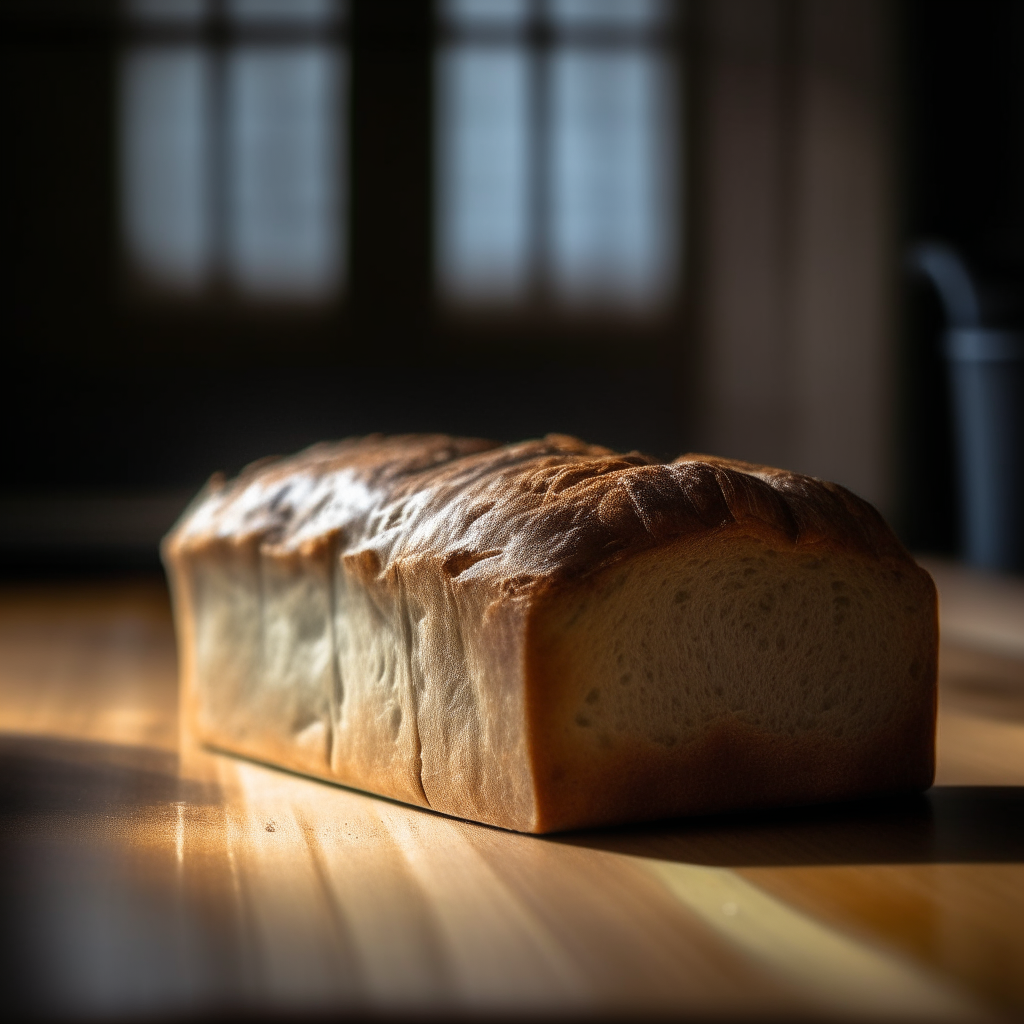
(162, 434), (937, 833)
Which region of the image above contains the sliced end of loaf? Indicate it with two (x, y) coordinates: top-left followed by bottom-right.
(525, 531), (937, 833)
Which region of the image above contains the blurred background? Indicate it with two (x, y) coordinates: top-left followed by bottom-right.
(0, 0), (1021, 575)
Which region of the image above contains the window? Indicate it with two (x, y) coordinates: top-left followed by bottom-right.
(436, 0), (680, 312)
(120, 0), (346, 302)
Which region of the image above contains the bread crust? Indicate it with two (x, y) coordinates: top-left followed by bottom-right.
(165, 434), (911, 592)
(163, 434), (937, 832)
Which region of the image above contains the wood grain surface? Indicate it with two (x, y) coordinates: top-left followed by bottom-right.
(0, 564), (1021, 1021)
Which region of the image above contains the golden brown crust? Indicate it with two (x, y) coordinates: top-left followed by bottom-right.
(165, 433), (914, 596)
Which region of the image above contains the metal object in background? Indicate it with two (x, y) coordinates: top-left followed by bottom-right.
(910, 243), (1024, 573)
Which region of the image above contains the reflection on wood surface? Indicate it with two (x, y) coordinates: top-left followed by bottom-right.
(0, 576), (1020, 1020)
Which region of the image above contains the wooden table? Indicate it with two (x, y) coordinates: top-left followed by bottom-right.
(0, 562), (1021, 1021)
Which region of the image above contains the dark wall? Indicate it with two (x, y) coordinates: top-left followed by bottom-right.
(15, 1), (1019, 570)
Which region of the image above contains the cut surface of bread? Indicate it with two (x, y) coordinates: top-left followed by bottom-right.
(527, 533), (935, 831)
(163, 434), (937, 833)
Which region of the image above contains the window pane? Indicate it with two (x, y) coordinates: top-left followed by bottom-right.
(549, 48), (677, 306)
(437, 44), (532, 302)
(126, 0), (209, 26)
(547, 0), (670, 31)
(440, 0), (530, 31)
(227, 0), (343, 27)
(226, 45), (344, 298)
(121, 46), (212, 290)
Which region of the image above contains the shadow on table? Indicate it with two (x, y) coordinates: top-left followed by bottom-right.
(0, 734), (242, 1017)
(552, 786), (1024, 867)
(0, 732), (217, 820)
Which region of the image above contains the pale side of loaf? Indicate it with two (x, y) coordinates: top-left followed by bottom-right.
(162, 434), (938, 833)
